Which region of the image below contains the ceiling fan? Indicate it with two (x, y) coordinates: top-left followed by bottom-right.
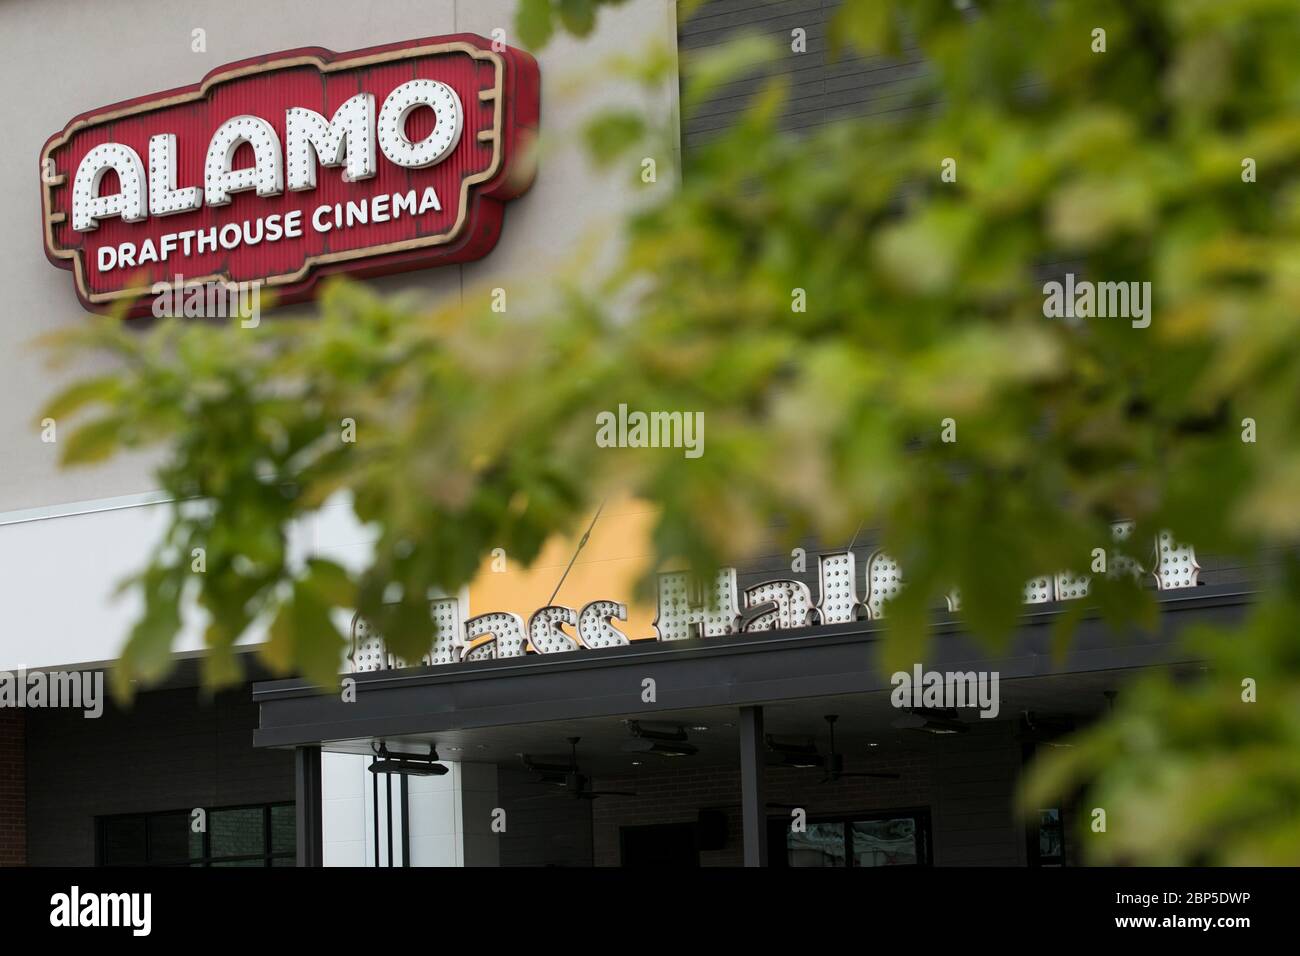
(519, 737), (637, 801)
(819, 715), (900, 784)
(1016, 710), (1076, 747)
(891, 706), (969, 735)
(767, 715), (901, 784)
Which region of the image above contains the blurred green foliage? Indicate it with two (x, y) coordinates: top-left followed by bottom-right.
(38, 0), (1300, 862)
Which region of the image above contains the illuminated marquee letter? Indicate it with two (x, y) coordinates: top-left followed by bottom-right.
(814, 551), (864, 625)
(148, 134), (202, 216)
(427, 598), (463, 665)
(348, 614), (388, 673)
(864, 551), (903, 619)
(528, 606), (581, 654)
(204, 115), (284, 206)
(742, 579), (813, 631)
(285, 93), (376, 191)
(1107, 521), (1144, 581)
(377, 79), (463, 168)
(1054, 571), (1090, 601)
(71, 143), (147, 232)
(1023, 576), (1053, 604)
(461, 611), (527, 661)
(653, 570), (740, 642)
(577, 600), (630, 649)
(1154, 531), (1200, 590)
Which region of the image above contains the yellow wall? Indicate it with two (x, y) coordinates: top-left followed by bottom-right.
(466, 497), (659, 642)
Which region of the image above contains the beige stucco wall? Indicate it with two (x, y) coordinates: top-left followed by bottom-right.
(0, 0), (679, 513)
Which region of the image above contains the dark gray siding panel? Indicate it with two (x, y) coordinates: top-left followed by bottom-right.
(25, 684), (294, 866)
(679, 0), (930, 148)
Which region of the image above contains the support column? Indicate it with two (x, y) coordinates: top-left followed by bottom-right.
(738, 706), (768, 867)
(295, 745), (324, 867)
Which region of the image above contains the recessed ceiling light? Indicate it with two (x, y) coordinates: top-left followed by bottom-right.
(691, 725), (709, 732)
(868, 742), (879, 748)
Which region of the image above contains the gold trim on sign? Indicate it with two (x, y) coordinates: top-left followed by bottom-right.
(42, 40), (509, 307)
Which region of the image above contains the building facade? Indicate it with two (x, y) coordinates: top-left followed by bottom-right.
(0, 0), (1252, 868)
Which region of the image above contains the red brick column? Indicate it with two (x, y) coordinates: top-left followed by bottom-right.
(0, 709), (26, 866)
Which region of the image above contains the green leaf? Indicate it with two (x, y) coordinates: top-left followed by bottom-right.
(516, 0), (554, 50)
(303, 558), (356, 608)
(290, 580), (348, 689)
(258, 582), (347, 687)
(261, 598), (297, 675)
(557, 0), (596, 37)
(112, 567), (184, 701)
(39, 375), (122, 423)
(583, 111), (645, 166)
(680, 34), (778, 115)
(61, 416), (125, 465)
(829, 0), (900, 57)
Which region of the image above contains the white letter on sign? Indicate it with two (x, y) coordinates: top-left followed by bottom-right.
(377, 80), (463, 168)
(285, 93), (377, 191)
(653, 570), (740, 641)
(461, 612), (527, 661)
(72, 144), (147, 232)
(148, 134), (203, 217)
(528, 606), (581, 654)
(577, 600), (630, 649)
(204, 116), (284, 206)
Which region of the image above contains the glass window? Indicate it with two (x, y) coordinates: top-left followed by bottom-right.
(97, 803), (294, 867)
(778, 810), (930, 867)
(788, 822), (848, 867)
(851, 816), (919, 867)
(1036, 808), (1065, 865)
(210, 807), (265, 860)
(270, 804), (296, 855)
(100, 816), (148, 866)
(146, 811), (194, 865)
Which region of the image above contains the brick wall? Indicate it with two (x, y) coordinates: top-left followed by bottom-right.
(24, 684), (293, 866)
(0, 708), (26, 866)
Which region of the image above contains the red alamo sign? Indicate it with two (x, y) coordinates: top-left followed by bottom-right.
(40, 35), (540, 315)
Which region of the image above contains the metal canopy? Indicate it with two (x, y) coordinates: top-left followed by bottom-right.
(253, 584), (1251, 750)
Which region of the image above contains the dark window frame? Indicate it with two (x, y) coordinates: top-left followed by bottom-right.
(1030, 806), (1067, 867)
(95, 801), (294, 867)
(1022, 741), (1069, 866)
(769, 807), (933, 867)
